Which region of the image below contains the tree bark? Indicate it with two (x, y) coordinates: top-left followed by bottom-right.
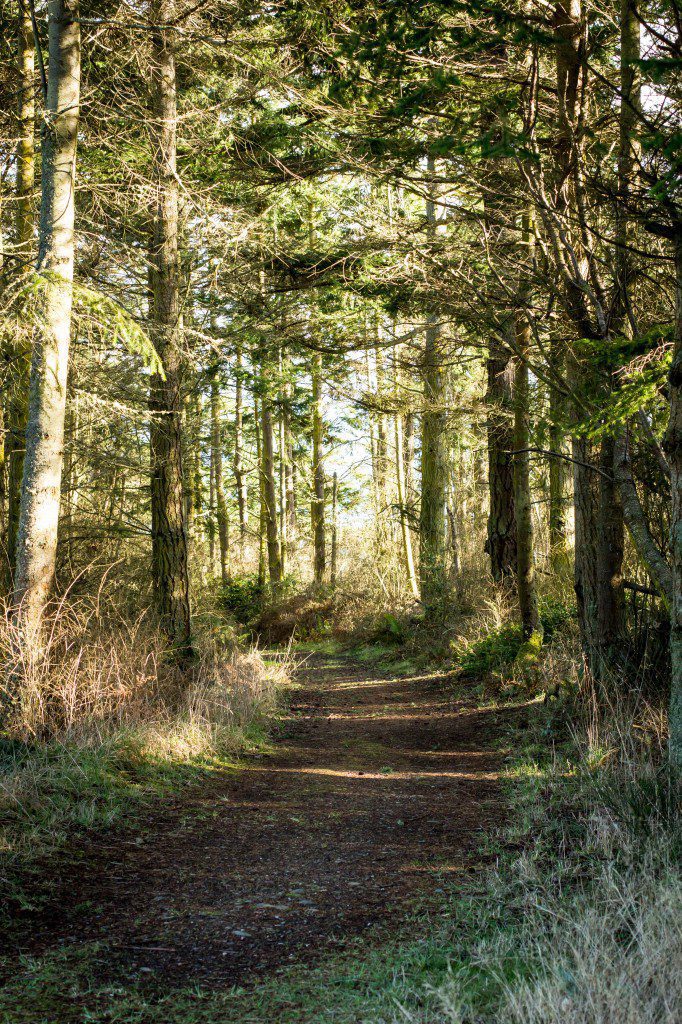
(395, 408), (419, 599)
(7, 0), (36, 590)
(554, 0), (625, 674)
(148, 0), (192, 660)
(254, 393), (266, 589)
(260, 352), (282, 595)
(330, 470), (338, 588)
(486, 337), (517, 580)
(615, 427), (671, 603)
(211, 369), (229, 585)
(311, 351), (326, 584)
(665, 236), (682, 767)
(513, 213), (541, 641)
(548, 341), (569, 569)
(14, 0), (80, 640)
(233, 341), (248, 541)
(419, 155), (447, 615)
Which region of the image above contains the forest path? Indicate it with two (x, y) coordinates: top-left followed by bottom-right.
(19, 649), (505, 989)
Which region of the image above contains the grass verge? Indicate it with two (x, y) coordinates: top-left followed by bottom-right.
(2, 675), (679, 1024)
(0, 638), (290, 918)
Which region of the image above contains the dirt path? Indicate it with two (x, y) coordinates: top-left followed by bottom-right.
(15, 650), (506, 988)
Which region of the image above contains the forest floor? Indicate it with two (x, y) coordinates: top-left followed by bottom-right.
(0, 646), (512, 1022)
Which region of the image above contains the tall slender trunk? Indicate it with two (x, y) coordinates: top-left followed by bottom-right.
(365, 346), (383, 552)
(395, 409), (419, 599)
(278, 347), (288, 574)
(394, 339), (419, 599)
(211, 370), (229, 585)
(447, 458), (461, 579)
(311, 352), (325, 584)
(148, 1), (192, 659)
(187, 390), (204, 553)
(554, 0), (625, 673)
(7, 0), (36, 590)
(208, 437), (216, 572)
(233, 342), (247, 541)
(665, 237), (682, 767)
(260, 351), (282, 595)
(284, 389), (296, 549)
(486, 337), (517, 580)
(14, 0), (80, 639)
(548, 339), (568, 568)
(419, 155), (447, 614)
(404, 411), (415, 499)
(513, 213), (540, 641)
(254, 393), (266, 588)
(481, 110), (517, 583)
(330, 471), (338, 588)
(374, 340), (388, 514)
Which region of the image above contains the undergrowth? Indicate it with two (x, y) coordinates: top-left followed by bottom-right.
(0, 601), (290, 918)
(2, 645), (679, 1023)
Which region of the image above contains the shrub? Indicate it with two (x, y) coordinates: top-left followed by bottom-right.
(219, 574), (266, 625)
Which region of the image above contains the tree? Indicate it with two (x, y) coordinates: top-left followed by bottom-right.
(14, 0), (80, 640)
(147, 0), (192, 660)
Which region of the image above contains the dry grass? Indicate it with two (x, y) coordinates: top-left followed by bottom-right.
(431, 686), (681, 1024)
(0, 599), (292, 913)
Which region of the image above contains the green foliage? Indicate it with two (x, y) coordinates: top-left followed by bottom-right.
(458, 600), (572, 677)
(72, 283), (165, 376)
(373, 611), (407, 644)
(219, 574), (266, 624)
(11, 274), (165, 376)
(573, 325), (672, 439)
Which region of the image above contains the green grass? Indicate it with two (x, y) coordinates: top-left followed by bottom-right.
(0, 869), (529, 1024)
(0, 721), (272, 917)
(456, 599), (573, 678)
(8, 722), (668, 1024)
(2, 637), (679, 1024)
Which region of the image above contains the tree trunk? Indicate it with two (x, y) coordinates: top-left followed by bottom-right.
(278, 347), (289, 573)
(548, 341), (568, 569)
(513, 213), (541, 642)
(148, 1), (192, 660)
(233, 342), (248, 541)
(7, 0), (36, 590)
(211, 370), (229, 585)
(330, 471), (338, 588)
(208, 437), (216, 572)
(419, 156), (447, 614)
(284, 391), (296, 549)
(311, 352), (326, 584)
(486, 337), (517, 580)
(395, 409), (419, 599)
(14, 0), (80, 640)
(665, 236), (682, 767)
(260, 354), (282, 595)
(554, 0), (625, 675)
(254, 394), (266, 589)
